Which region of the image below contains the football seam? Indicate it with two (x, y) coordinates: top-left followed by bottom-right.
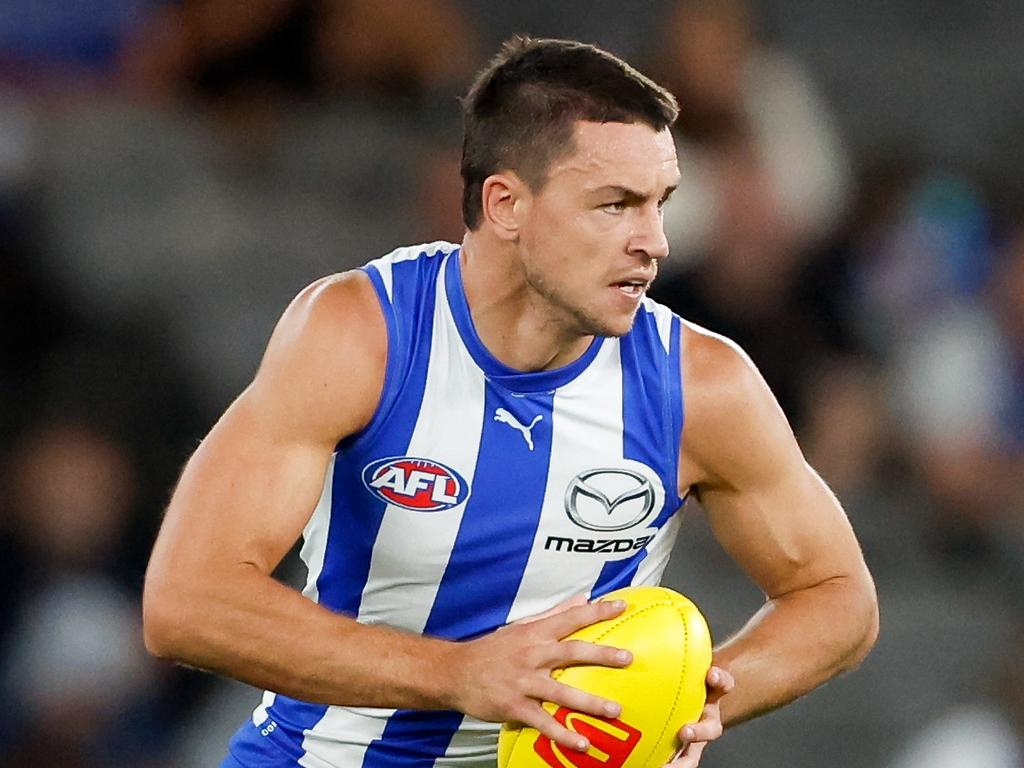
(553, 599), (680, 670)
(552, 600), (684, 765)
(641, 602), (691, 766)
(507, 597), (694, 764)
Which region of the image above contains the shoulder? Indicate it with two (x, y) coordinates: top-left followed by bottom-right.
(268, 269), (385, 366)
(680, 321), (797, 487)
(246, 269), (387, 443)
(681, 320), (767, 413)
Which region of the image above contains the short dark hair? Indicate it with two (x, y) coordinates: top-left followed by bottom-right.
(460, 37), (680, 230)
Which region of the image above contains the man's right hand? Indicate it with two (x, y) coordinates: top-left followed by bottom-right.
(445, 598), (632, 752)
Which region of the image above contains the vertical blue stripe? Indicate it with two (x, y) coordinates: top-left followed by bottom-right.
(359, 386), (556, 767)
(355, 263), (402, 448)
(423, 385), (556, 640)
(361, 710), (466, 768)
(224, 697), (317, 764)
(318, 255), (442, 616)
(251, 250), (447, 763)
(592, 312), (684, 596)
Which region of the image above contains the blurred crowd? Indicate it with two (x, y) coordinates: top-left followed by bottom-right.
(0, 2), (1022, 767)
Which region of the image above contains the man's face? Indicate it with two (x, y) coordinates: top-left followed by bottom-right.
(516, 121), (680, 338)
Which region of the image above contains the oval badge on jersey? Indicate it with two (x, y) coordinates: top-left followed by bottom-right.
(362, 456), (470, 512)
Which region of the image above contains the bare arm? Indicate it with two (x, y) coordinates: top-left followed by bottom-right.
(143, 272), (433, 703)
(678, 324), (879, 727)
(142, 271), (627, 750)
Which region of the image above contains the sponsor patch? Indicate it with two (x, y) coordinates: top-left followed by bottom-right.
(362, 456), (470, 511)
(533, 708), (642, 768)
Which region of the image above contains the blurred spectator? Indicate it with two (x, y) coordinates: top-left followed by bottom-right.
(648, 0), (855, 422)
(891, 638), (1024, 768)
(852, 172), (993, 350)
(0, 421), (163, 766)
(800, 357), (891, 501)
(650, 126), (858, 422)
(413, 141), (465, 242)
(313, 0), (478, 103)
(1, 577), (159, 768)
(847, 170), (1024, 560)
(990, 224), (1024, 452)
(121, 0), (478, 107)
(0, 0), (158, 90)
(654, 0), (850, 266)
(6, 422), (136, 570)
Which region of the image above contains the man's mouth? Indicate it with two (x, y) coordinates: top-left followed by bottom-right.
(612, 279), (649, 298)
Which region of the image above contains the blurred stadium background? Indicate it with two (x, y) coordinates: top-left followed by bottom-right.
(1, 1), (1023, 766)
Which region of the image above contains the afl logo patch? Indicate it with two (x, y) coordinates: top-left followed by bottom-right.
(362, 457), (470, 512)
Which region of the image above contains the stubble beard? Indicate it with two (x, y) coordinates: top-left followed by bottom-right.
(524, 266), (640, 339)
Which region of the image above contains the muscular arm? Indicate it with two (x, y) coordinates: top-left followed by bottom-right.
(142, 272), (448, 705)
(679, 324), (879, 726)
(143, 271), (628, 749)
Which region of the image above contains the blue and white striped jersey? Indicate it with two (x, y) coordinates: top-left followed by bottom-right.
(223, 241), (688, 768)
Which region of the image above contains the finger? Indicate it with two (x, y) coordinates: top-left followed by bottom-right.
(667, 739), (706, 767)
(519, 639), (630, 680)
(677, 707), (723, 745)
(706, 666), (735, 696)
(537, 599), (626, 639)
(536, 638), (630, 671)
(517, 594), (590, 625)
(517, 701), (591, 753)
(530, 677), (622, 720)
(543, 638), (632, 669)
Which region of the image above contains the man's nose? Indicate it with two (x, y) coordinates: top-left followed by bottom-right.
(629, 205), (670, 261)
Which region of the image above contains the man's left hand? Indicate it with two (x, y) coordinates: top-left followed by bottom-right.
(666, 666), (734, 767)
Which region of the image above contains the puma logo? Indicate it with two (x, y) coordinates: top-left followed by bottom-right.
(494, 408), (543, 451)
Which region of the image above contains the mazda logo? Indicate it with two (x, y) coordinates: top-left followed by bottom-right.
(564, 468), (656, 532)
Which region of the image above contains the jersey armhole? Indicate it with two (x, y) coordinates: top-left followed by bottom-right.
(336, 265), (401, 452)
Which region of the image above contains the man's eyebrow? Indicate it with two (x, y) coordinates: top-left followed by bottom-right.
(592, 184), (679, 203)
(591, 185), (652, 202)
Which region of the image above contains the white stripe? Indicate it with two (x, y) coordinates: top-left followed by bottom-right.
(364, 241), (456, 301)
(300, 456), (335, 603)
(297, 753), (337, 768)
(505, 339), (627, 623)
(298, 706), (396, 768)
(436, 715), (500, 767)
(355, 254), (486, 634)
(301, 252), (486, 761)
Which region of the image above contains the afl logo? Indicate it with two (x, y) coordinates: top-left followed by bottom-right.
(564, 468), (657, 532)
(362, 457), (470, 512)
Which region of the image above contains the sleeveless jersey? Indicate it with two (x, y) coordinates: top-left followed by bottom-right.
(223, 241), (688, 768)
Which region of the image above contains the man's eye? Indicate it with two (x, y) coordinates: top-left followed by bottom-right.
(602, 201), (627, 213)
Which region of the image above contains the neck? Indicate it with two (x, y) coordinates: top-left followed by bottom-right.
(459, 231), (594, 372)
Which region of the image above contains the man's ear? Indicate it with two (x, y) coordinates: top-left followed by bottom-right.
(480, 173), (529, 241)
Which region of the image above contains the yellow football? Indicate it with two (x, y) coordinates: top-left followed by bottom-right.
(498, 585), (712, 768)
